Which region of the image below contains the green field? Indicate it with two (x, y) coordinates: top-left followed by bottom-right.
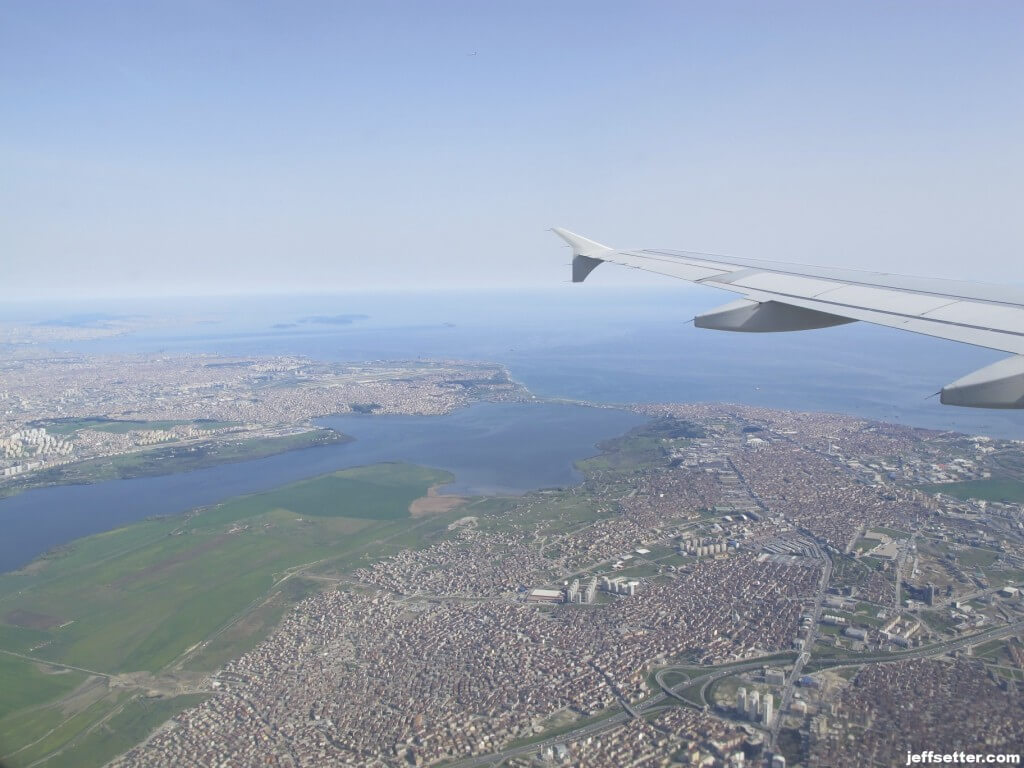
(853, 536), (881, 554)
(859, 555), (886, 571)
(869, 526), (911, 540)
(956, 546), (1001, 568)
(658, 553), (697, 567)
(0, 462), (453, 672)
(830, 556), (885, 595)
(0, 690), (130, 768)
(34, 693), (211, 768)
(0, 461), (462, 767)
(612, 563), (662, 579)
(0, 655), (87, 720)
(919, 609), (961, 635)
(235, 462), (447, 520)
(922, 479), (1024, 503)
(0, 623), (51, 654)
(674, 682), (707, 707)
(575, 417), (702, 475)
(658, 670), (691, 690)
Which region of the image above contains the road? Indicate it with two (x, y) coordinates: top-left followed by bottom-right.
(0, 647), (111, 679)
(770, 539), (831, 748)
(445, 616), (1024, 768)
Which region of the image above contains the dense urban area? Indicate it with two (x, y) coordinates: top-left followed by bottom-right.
(2, 354), (1024, 768)
(0, 354), (523, 491)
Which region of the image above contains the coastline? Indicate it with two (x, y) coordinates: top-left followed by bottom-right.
(0, 428), (351, 500)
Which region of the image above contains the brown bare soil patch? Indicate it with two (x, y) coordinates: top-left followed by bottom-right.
(409, 485), (466, 517)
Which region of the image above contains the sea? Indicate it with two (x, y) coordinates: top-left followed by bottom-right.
(0, 287), (1020, 572)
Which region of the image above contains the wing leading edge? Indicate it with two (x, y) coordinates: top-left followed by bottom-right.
(552, 228), (1024, 409)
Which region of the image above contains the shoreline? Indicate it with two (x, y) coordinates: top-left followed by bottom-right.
(0, 401), (643, 575)
(0, 427), (351, 501)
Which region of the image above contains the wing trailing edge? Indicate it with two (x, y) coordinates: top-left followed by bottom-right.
(553, 227), (1024, 409)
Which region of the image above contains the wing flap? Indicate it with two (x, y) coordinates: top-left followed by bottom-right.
(812, 285), (956, 316)
(739, 291), (1024, 355)
(555, 229), (1024, 357)
(923, 301), (1024, 334)
(556, 228), (1024, 406)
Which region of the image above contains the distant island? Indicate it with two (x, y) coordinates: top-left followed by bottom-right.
(297, 313), (369, 325)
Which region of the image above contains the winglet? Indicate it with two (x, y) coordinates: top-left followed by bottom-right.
(551, 228), (614, 283)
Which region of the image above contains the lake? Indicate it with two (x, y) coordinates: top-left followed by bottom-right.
(0, 402), (642, 573)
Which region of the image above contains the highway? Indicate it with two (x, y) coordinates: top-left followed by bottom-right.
(446, 616), (1024, 767)
(770, 539), (830, 748)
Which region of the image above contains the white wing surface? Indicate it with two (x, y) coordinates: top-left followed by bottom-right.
(553, 228), (1024, 409)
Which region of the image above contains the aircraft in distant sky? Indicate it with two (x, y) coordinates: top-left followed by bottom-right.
(553, 228), (1024, 409)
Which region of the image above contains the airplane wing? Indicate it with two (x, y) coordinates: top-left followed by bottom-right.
(552, 227), (1024, 409)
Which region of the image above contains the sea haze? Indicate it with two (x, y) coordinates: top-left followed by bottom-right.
(2, 288), (1020, 573)
(6, 288), (1020, 438)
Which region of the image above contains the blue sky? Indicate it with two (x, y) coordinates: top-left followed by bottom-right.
(2, 1), (1022, 297)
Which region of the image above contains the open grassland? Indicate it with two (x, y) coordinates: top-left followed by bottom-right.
(956, 546), (1001, 568)
(0, 623), (52, 654)
(0, 462), (464, 767)
(230, 462), (449, 520)
(0, 463), (454, 672)
(573, 416), (702, 478)
(0, 688), (130, 768)
(0, 655), (87, 720)
(868, 526), (910, 539)
(853, 536), (882, 554)
(32, 693), (212, 768)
